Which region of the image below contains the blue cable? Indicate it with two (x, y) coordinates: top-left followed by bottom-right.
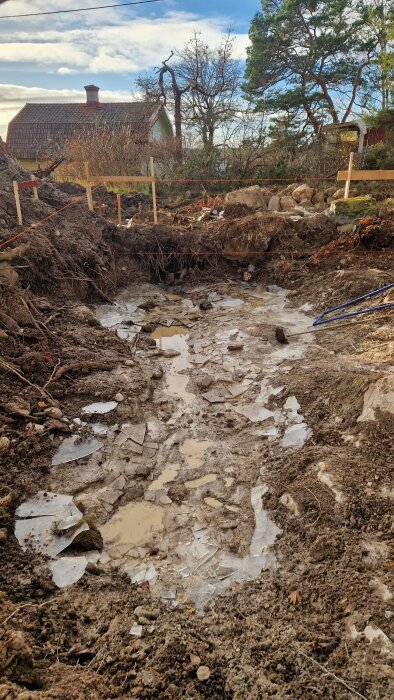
(313, 283), (394, 327)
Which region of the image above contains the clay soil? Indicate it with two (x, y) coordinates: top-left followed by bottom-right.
(0, 152), (393, 699)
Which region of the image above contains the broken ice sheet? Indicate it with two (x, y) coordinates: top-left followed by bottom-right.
(51, 435), (102, 466)
(49, 556), (90, 588)
(15, 491), (88, 558)
(234, 404), (275, 423)
(126, 563), (158, 586)
(81, 401), (118, 415)
(281, 423), (312, 449)
(16, 492), (81, 519)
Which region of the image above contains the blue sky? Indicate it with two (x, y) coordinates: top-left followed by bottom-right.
(0, 0), (260, 138)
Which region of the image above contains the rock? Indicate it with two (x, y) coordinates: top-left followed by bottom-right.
(0, 436), (11, 453)
(292, 184), (314, 203)
(134, 605), (160, 621)
(71, 528), (103, 551)
(114, 392), (124, 402)
(282, 183), (299, 194)
(138, 300), (156, 311)
(268, 195), (281, 211)
(196, 375), (213, 389)
(337, 223), (354, 234)
(227, 342), (244, 351)
(3, 397), (30, 417)
(72, 305), (96, 323)
(141, 323), (155, 333)
(225, 185), (267, 210)
(330, 196), (380, 219)
(280, 196), (297, 211)
(45, 419), (72, 432)
(199, 299), (213, 311)
(325, 186), (337, 198)
(44, 407), (63, 420)
(312, 190), (325, 204)
(125, 359), (135, 367)
(190, 653), (201, 666)
(197, 666), (211, 681)
(152, 367), (163, 380)
(161, 348), (181, 358)
(314, 202), (329, 212)
(0, 528), (7, 542)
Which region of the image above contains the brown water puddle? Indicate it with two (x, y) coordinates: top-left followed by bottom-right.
(179, 438), (213, 469)
(185, 474), (218, 489)
(100, 502), (164, 555)
(147, 464), (180, 492)
(204, 497), (223, 509)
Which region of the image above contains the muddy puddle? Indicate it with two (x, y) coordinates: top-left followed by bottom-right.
(37, 282), (316, 605)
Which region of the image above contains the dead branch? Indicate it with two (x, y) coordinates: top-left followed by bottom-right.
(0, 358), (53, 400)
(296, 647), (367, 700)
(0, 243), (30, 263)
(51, 360), (115, 382)
(32, 157), (65, 179)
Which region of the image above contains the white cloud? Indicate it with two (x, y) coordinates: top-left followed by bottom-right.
(0, 9), (249, 74)
(0, 3), (250, 137)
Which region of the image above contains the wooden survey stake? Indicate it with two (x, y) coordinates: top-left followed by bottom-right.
(344, 152), (354, 200)
(13, 181), (23, 225)
(31, 174), (38, 201)
(13, 177), (40, 225)
(150, 157), (158, 224)
(84, 162), (94, 212)
(116, 194), (121, 225)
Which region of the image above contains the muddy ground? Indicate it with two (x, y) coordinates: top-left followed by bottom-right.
(0, 153), (393, 699)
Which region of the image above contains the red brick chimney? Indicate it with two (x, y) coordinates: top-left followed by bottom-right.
(84, 84), (100, 104)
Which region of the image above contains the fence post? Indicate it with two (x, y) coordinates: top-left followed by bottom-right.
(84, 162), (94, 211)
(31, 174), (38, 201)
(13, 181), (23, 225)
(344, 152), (354, 200)
(150, 156), (158, 224)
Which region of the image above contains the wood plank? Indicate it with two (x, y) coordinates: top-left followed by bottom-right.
(88, 175), (155, 183)
(18, 180), (38, 190)
(338, 169), (394, 181)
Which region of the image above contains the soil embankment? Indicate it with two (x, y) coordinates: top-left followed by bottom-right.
(0, 152), (393, 699)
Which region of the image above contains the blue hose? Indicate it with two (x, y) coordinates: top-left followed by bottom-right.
(313, 282), (394, 326)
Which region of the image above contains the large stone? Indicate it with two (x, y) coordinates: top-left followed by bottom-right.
(268, 195), (281, 211)
(225, 185), (267, 210)
(330, 196), (380, 219)
(280, 196), (297, 211)
(312, 190), (325, 205)
(292, 184), (315, 203)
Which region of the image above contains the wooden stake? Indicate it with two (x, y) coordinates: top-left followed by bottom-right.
(13, 180), (23, 225)
(31, 174), (38, 201)
(344, 151), (354, 200)
(150, 156), (158, 224)
(117, 194), (121, 225)
(84, 162), (94, 211)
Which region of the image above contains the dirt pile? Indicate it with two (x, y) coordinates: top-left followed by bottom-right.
(1, 148), (394, 699)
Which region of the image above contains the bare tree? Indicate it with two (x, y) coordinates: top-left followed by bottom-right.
(137, 32), (241, 158)
(177, 33), (242, 152)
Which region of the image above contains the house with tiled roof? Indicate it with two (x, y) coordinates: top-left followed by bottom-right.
(6, 85), (173, 170)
